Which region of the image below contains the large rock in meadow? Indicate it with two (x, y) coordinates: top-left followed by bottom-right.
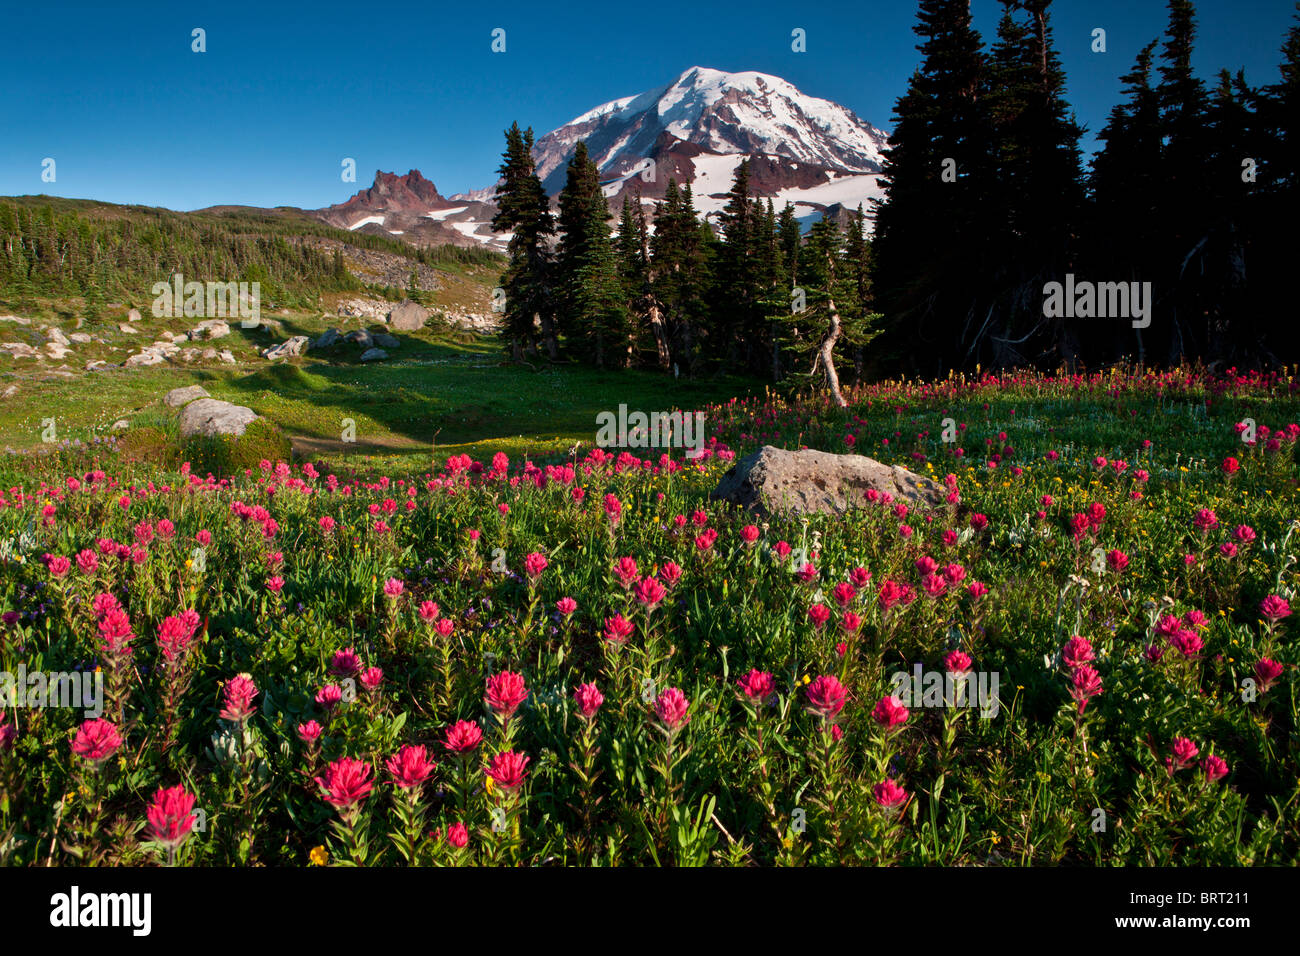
(164, 385), (210, 408)
(179, 399), (259, 438)
(310, 328), (342, 350)
(710, 444), (946, 518)
(262, 335), (310, 360)
(189, 319), (231, 341)
(388, 300), (428, 331)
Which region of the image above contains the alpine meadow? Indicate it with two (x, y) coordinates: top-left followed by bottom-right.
(1, 0), (1298, 898)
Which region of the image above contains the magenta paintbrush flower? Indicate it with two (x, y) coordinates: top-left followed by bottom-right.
(872, 694), (910, 730)
(1201, 755), (1229, 783)
(485, 671), (529, 718)
(71, 718), (122, 764)
(873, 779), (908, 810)
(1259, 595), (1291, 622)
(612, 556), (639, 588)
(316, 757), (374, 809)
(806, 675), (847, 719)
(603, 613), (635, 645)
(445, 821), (469, 848)
(653, 687), (691, 732)
(633, 575), (668, 609)
(1069, 666), (1104, 713)
(219, 673), (258, 722)
(146, 784), (198, 849)
(737, 669), (777, 705)
(807, 603), (831, 629)
(486, 750), (530, 793)
(386, 744), (436, 790)
(943, 650), (973, 675)
(573, 682), (604, 719)
(523, 551), (548, 579)
(1061, 636), (1094, 669)
(444, 720), (483, 753)
(1254, 658), (1284, 693)
(315, 684), (343, 710)
(330, 648), (362, 677)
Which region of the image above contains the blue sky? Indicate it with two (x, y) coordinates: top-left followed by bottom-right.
(2, 0), (1295, 211)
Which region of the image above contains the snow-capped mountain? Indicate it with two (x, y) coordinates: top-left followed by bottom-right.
(523, 66), (888, 228)
(323, 68), (889, 250)
(532, 66), (888, 191)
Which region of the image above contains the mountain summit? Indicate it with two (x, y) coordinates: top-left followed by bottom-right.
(326, 68), (891, 248)
(505, 66), (888, 229)
(532, 66), (888, 192)
(316, 169), (503, 249)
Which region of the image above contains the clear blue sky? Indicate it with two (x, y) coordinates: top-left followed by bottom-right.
(2, 0), (1294, 211)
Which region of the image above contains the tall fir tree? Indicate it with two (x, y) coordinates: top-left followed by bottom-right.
(556, 143), (627, 367)
(984, 0), (1084, 366)
(872, 0), (993, 374)
(492, 122), (556, 361)
(651, 180), (710, 376)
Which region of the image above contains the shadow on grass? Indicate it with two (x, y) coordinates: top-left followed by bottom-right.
(218, 354), (763, 459)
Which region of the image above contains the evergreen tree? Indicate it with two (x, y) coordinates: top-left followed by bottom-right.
(714, 159), (766, 371)
(492, 122), (557, 361)
(555, 143), (627, 367)
(651, 180), (710, 376)
(1262, 4), (1300, 193)
(984, 0), (1084, 366)
(1154, 0), (1218, 360)
(872, 0), (992, 374)
(840, 205), (879, 382)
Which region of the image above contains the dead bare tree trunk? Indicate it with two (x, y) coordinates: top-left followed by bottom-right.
(818, 295), (848, 408)
(635, 198), (671, 370)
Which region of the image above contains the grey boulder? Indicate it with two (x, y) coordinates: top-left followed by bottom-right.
(178, 399), (260, 438)
(310, 328), (342, 350)
(189, 319), (231, 341)
(164, 385), (211, 408)
(359, 347), (389, 362)
(710, 444), (947, 518)
(388, 300), (428, 331)
(262, 335), (310, 360)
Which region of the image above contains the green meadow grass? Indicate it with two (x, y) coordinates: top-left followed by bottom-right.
(0, 312), (761, 471)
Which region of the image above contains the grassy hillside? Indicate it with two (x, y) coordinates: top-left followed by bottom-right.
(0, 305), (760, 475)
(0, 195), (504, 318)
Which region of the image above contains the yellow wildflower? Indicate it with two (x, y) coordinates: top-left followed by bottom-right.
(308, 845), (328, 866)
